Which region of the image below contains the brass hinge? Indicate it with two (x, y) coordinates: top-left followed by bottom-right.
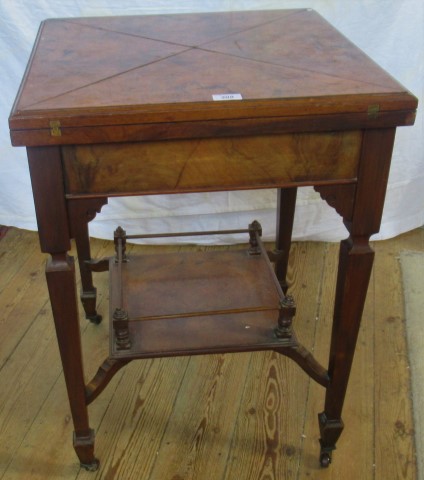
(367, 104), (380, 119)
(49, 120), (62, 137)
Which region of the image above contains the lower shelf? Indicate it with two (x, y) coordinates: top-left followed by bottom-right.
(109, 246), (292, 359)
(85, 232), (329, 406)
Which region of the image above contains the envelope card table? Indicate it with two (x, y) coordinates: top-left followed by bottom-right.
(9, 9), (417, 470)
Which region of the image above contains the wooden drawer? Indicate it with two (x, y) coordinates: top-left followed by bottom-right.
(62, 131), (361, 197)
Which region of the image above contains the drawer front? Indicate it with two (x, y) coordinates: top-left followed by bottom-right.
(62, 131), (361, 196)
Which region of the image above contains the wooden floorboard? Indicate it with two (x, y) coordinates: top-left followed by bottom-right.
(373, 232), (422, 480)
(0, 227), (420, 479)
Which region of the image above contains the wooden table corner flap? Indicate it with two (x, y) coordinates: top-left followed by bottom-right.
(8, 9), (418, 472)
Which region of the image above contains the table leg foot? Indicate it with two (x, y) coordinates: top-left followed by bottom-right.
(81, 289), (102, 324)
(74, 429), (99, 471)
(317, 412), (344, 467)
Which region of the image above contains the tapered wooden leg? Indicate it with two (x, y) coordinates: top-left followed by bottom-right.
(27, 147), (100, 468)
(68, 199), (107, 324)
(318, 235), (374, 465)
(46, 253), (99, 471)
(275, 187), (297, 293)
(317, 128), (397, 466)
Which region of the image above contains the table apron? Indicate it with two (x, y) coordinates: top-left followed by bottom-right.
(62, 130), (361, 197)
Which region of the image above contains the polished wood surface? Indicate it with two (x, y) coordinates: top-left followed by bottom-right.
(9, 9), (416, 146)
(117, 250), (280, 320)
(110, 249), (284, 358)
(8, 8), (418, 473)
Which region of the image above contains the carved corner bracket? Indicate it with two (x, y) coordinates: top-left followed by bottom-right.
(314, 184), (356, 223)
(67, 197), (108, 237)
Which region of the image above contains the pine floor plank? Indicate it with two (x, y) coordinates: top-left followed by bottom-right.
(0, 247), (46, 368)
(373, 231), (421, 480)
(225, 350), (300, 480)
(0, 228), (36, 291)
(0, 228), (420, 479)
(147, 353), (251, 480)
(0, 301), (60, 477)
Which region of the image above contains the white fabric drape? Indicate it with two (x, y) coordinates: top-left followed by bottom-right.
(1, 0), (422, 244)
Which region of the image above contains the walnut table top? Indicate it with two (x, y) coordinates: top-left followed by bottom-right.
(9, 9), (416, 147)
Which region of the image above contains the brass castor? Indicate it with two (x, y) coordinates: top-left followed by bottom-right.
(80, 458), (100, 472)
(319, 451), (332, 468)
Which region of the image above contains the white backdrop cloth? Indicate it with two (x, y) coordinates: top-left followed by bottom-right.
(0, 0), (422, 245)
